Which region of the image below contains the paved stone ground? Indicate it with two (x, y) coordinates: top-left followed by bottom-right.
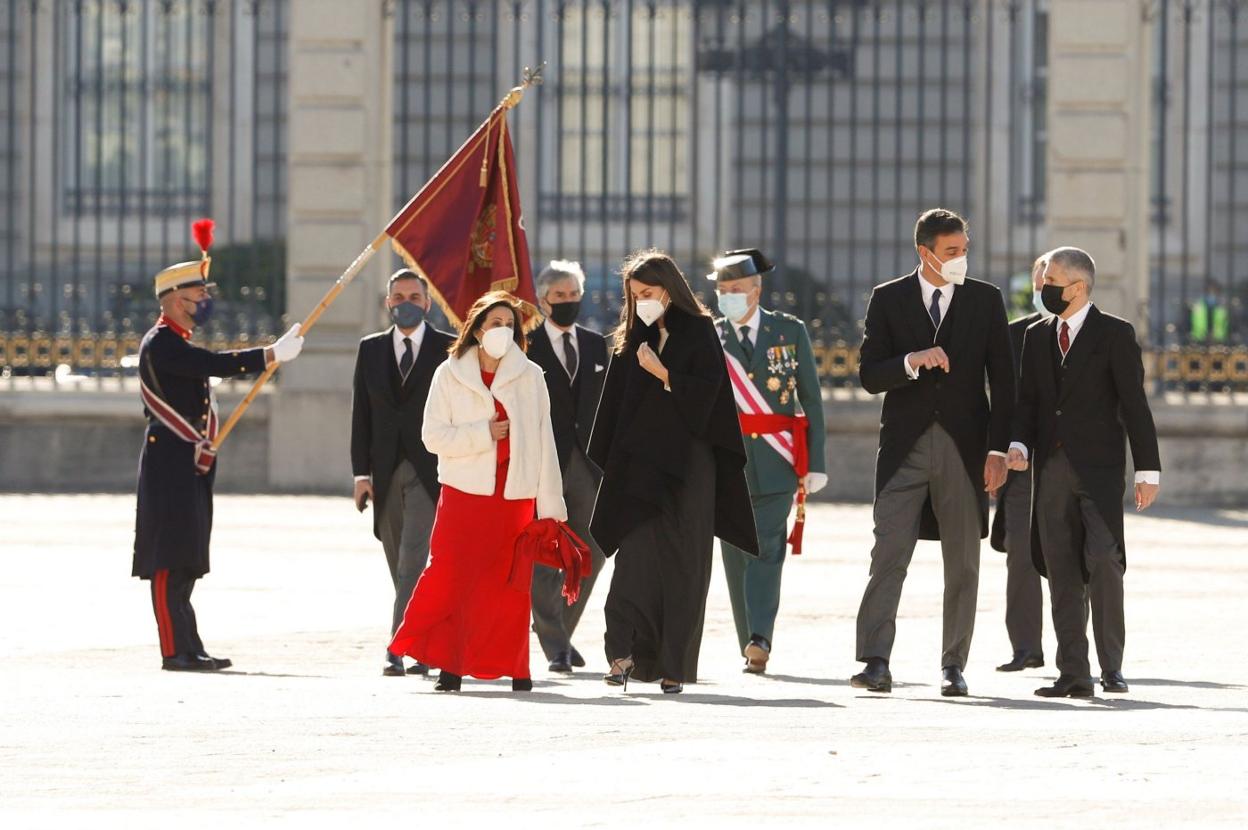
(1, 494), (1246, 827)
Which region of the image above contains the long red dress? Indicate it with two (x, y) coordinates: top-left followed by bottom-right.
(388, 370), (536, 680)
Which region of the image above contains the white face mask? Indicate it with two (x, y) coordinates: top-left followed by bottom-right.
(479, 326), (514, 359)
(634, 296), (667, 326)
(924, 251), (968, 286)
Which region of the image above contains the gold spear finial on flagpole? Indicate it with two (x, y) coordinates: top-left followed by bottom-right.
(502, 62), (545, 110)
(484, 63), (546, 185)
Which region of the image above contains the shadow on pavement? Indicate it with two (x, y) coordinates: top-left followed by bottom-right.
(212, 670), (333, 679)
(760, 673), (849, 687)
(449, 690), (649, 706)
(647, 692), (841, 708)
(915, 695), (1248, 713)
(1128, 677), (1248, 691)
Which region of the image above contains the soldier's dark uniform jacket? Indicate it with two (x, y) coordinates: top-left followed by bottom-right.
(131, 317), (267, 580)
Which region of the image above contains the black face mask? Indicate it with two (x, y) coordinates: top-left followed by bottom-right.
(1041, 283), (1072, 316)
(548, 300), (581, 328)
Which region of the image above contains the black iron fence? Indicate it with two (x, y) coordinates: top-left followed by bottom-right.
(3, 0), (1248, 392)
(0, 0), (287, 387)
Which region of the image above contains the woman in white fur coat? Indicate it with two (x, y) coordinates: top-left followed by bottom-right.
(389, 291), (566, 693)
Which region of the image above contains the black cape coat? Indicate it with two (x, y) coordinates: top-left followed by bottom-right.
(132, 322), (268, 579)
(587, 306), (759, 558)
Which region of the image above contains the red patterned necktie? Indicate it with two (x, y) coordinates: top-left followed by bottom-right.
(1059, 321), (1070, 358)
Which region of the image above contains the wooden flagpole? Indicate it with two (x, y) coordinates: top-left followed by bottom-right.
(211, 65), (545, 453)
(211, 231), (389, 451)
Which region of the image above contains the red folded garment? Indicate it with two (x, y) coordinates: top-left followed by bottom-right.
(510, 518), (593, 605)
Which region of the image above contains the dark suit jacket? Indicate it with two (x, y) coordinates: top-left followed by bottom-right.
(527, 322), (609, 474)
(859, 270), (1015, 540)
(1013, 305), (1161, 576)
(133, 323), (268, 579)
(587, 306), (759, 557)
(990, 310), (1045, 553)
(350, 324), (454, 539)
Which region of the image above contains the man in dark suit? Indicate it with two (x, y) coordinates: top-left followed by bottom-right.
(134, 233), (304, 671)
(989, 252), (1051, 673)
(1008, 247), (1160, 698)
(850, 208), (1014, 697)
(526, 260), (609, 674)
(351, 269), (454, 677)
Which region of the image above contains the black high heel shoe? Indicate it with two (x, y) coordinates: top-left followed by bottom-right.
(660, 679), (683, 694)
(434, 671), (462, 692)
(604, 657), (635, 690)
(512, 678), (533, 692)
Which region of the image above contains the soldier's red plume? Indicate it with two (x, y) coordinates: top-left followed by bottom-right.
(192, 219), (215, 255)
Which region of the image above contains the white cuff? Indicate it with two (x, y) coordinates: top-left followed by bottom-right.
(1008, 442), (1029, 461)
(987, 450), (1007, 459)
(1134, 471), (1160, 486)
(353, 475), (370, 482)
(903, 353), (919, 380)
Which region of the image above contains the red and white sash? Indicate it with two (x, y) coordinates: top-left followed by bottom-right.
(721, 344), (795, 465)
(140, 342), (219, 475)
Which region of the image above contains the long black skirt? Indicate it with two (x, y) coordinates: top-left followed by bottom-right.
(603, 438), (715, 684)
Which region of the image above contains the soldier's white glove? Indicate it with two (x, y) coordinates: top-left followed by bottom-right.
(272, 323), (304, 363)
(804, 472), (828, 495)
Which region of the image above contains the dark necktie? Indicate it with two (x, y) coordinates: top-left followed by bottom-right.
(1059, 321), (1071, 358)
(929, 289), (943, 329)
(399, 337), (414, 381)
(740, 325), (754, 361)
(562, 331), (578, 380)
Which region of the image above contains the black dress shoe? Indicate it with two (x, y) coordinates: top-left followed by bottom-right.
(383, 653), (405, 677)
(569, 646), (586, 668)
(548, 652), (573, 674)
(162, 654), (221, 672)
(849, 658), (892, 693)
(1101, 670), (1129, 694)
(434, 671), (462, 692)
(512, 678), (533, 692)
(406, 661), (430, 676)
(1035, 675), (1096, 698)
(941, 665), (969, 697)
(197, 653), (232, 670)
(996, 651), (1045, 672)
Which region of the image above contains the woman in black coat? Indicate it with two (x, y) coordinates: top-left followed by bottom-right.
(588, 249), (758, 693)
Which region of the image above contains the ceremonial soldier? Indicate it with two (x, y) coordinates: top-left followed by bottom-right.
(132, 220), (305, 671)
(710, 248), (827, 674)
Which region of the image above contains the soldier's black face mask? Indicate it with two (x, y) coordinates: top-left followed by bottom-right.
(185, 295), (214, 325)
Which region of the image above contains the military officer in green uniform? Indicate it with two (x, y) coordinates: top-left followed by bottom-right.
(710, 249), (827, 674)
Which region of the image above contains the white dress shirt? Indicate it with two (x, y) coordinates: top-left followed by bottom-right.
(393, 321), (427, 371)
(1008, 302), (1160, 485)
(903, 266), (955, 381)
(544, 318), (579, 379)
(353, 322), (428, 483)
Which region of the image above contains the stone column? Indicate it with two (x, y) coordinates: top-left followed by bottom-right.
(1046, 0), (1152, 328)
(270, 0), (393, 490)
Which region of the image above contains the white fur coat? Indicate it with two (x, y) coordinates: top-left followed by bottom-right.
(422, 344), (567, 521)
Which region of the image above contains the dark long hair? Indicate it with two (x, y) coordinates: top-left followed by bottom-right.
(612, 249), (710, 353)
(449, 290), (528, 358)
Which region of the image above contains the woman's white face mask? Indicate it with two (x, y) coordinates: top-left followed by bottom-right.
(634, 292), (668, 326)
(480, 325), (514, 359)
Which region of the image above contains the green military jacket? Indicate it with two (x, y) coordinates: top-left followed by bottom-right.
(715, 307), (827, 497)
